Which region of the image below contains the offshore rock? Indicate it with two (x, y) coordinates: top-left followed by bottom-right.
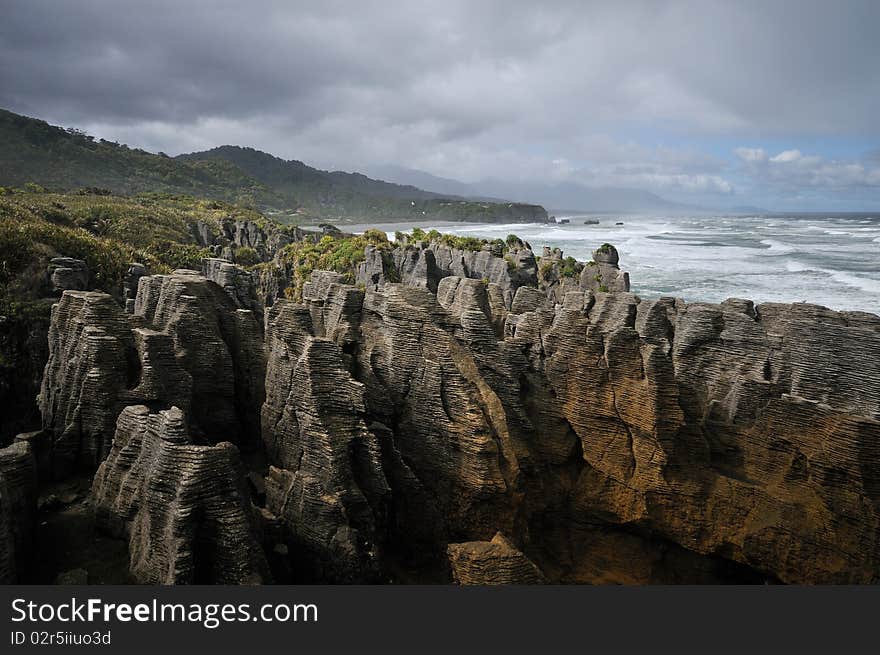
(92, 405), (269, 584)
(448, 533), (546, 584)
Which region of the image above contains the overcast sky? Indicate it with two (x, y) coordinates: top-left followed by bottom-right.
(2, 0), (880, 210)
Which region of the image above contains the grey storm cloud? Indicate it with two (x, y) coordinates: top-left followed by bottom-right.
(1, 0), (879, 207)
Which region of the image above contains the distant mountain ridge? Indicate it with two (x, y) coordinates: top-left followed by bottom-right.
(0, 108), (548, 223)
(367, 164), (706, 213)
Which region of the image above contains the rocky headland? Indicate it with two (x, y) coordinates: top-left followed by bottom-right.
(2, 227), (879, 585)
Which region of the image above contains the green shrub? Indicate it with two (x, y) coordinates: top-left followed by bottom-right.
(233, 246), (261, 267)
(559, 256), (580, 278)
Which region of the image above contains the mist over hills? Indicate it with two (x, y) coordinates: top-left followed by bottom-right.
(367, 164), (706, 214)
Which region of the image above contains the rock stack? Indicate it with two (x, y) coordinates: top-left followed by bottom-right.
(92, 405), (269, 584)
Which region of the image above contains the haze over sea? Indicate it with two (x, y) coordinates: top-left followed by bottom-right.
(356, 214), (880, 316)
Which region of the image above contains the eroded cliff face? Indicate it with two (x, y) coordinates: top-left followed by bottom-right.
(0, 441), (37, 583)
(92, 405), (268, 584)
(37, 269), (264, 479)
(26, 243), (880, 584)
(256, 267), (879, 583)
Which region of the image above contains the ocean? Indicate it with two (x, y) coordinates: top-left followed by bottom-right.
(351, 213), (880, 316)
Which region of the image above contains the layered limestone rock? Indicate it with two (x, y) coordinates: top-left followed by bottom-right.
(92, 405), (269, 584)
(580, 244), (630, 293)
(123, 263), (147, 313)
(202, 258), (264, 324)
(38, 267), (265, 478)
(0, 442), (37, 583)
(531, 292), (880, 583)
(351, 238), (539, 306)
(27, 241), (880, 584)
(260, 267), (879, 584)
(191, 219), (307, 262)
(448, 533), (546, 584)
(3, 449), (37, 581)
(38, 291), (135, 477)
(261, 293), (390, 582)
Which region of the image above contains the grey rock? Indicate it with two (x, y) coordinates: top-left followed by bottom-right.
(48, 257), (88, 293)
(0, 442), (36, 583)
(92, 405), (270, 584)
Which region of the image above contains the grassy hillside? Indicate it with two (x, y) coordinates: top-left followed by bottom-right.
(0, 109), (282, 209)
(0, 189), (281, 312)
(0, 109), (549, 223)
(181, 146), (549, 222)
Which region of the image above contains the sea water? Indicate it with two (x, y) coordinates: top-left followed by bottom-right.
(352, 213), (880, 315)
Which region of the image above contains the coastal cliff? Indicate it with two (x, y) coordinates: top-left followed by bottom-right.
(8, 236), (880, 584)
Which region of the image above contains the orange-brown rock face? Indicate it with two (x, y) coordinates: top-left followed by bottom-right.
(532, 293), (880, 583)
(448, 533), (546, 584)
(31, 248), (880, 584)
(263, 275), (879, 584)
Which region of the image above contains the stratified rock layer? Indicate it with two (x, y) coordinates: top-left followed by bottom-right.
(92, 405), (269, 584)
(38, 267), (265, 478)
(260, 275), (879, 584)
(448, 533), (546, 584)
(261, 290), (390, 581)
(0, 441), (37, 583)
(31, 243), (880, 584)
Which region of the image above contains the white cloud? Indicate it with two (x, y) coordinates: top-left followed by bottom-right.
(770, 149), (803, 163)
(735, 145), (880, 195)
(735, 147), (767, 162)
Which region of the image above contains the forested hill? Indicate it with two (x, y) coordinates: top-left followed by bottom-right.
(0, 109), (549, 223)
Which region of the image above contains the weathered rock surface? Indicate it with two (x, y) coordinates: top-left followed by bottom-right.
(0, 441), (37, 583)
(92, 405), (269, 584)
(123, 262), (147, 313)
(48, 257), (88, 294)
(261, 291), (390, 581)
(448, 533), (546, 584)
(202, 258), (264, 324)
(580, 244), (629, 293)
(25, 242), (880, 584)
(191, 219), (305, 262)
(257, 271), (879, 584)
(38, 267), (265, 478)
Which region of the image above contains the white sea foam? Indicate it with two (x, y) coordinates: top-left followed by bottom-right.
(760, 239), (796, 254)
(355, 214), (880, 314)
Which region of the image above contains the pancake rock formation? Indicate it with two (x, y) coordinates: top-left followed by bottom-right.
(37, 267), (265, 478)
(92, 405), (269, 584)
(0, 441), (37, 583)
(20, 240), (880, 585)
(448, 533), (547, 584)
